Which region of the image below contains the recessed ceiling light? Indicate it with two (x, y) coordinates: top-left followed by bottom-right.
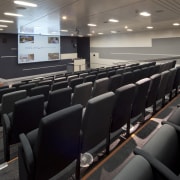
(78, 35), (83, 37)
(62, 16), (67, 20)
(0, 25), (8, 27)
(4, 12), (23, 17)
(98, 32), (104, 35)
(124, 26), (128, 29)
(88, 24), (97, 27)
(0, 20), (14, 23)
(71, 34), (74, 36)
(139, 11), (151, 17)
(111, 31), (117, 33)
(60, 30), (68, 32)
(173, 23), (180, 26)
(146, 26), (154, 29)
(92, 30), (95, 34)
(0, 28), (4, 31)
(127, 29), (133, 32)
(109, 19), (119, 23)
(14, 1), (37, 7)
(87, 34), (92, 36)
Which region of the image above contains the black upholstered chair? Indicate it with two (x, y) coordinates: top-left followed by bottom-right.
(51, 80), (68, 91)
(69, 77), (84, 92)
(92, 77), (109, 97)
(45, 87), (72, 115)
(19, 83), (36, 96)
(96, 72), (107, 79)
(0, 85), (9, 90)
(81, 92), (115, 165)
(108, 74), (123, 92)
(134, 124), (180, 179)
(111, 84), (136, 141)
(173, 66), (180, 96)
(12, 82), (26, 90)
(113, 155), (176, 180)
(2, 95), (44, 161)
(121, 72), (133, 86)
(30, 85), (50, 101)
(107, 70), (116, 77)
(0, 87), (16, 103)
(71, 82), (92, 107)
(38, 79), (53, 87)
(146, 74), (161, 115)
(116, 68), (124, 75)
(131, 78), (151, 126)
(53, 76), (67, 83)
(84, 74), (96, 84)
(18, 104), (83, 180)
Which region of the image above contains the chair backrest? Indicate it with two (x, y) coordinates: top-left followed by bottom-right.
(72, 82), (93, 107)
(0, 87), (16, 103)
(38, 80), (52, 87)
(1, 90), (27, 115)
(107, 70), (116, 77)
(82, 92), (115, 153)
(96, 72), (107, 79)
(46, 87), (72, 115)
(113, 155), (155, 180)
(108, 74), (123, 92)
(146, 74), (161, 108)
(30, 85), (50, 101)
(0, 85), (9, 90)
(35, 104), (83, 180)
(111, 84), (136, 135)
(12, 95), (44, 143)
(12, 82), (26, 90)
(84, 74), (96, 83)
(92, 77), (109, 97)
(131, 78), (151, 118)
(173, 66), (180, 94)
(116, 68), (124, 74)
(51, 80), (68, 91)
(19, 83), (36, 96)
(53, 77), (67, 83)
(69, 77), (84, 92)
(121, 72), (133, 86)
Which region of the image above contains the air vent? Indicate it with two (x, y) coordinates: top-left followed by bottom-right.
(153, 0), (180, 14)
(16, 6), (26, 10)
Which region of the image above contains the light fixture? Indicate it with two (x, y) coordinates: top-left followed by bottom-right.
(92, 30), (95, 34)
(98, 32), (104, 35)
(124, 26), (128, 29)
(60, 29), (68, 32)
(87, 34), (92, 36)
(127, 29), (133, 32)
(111, 31), (117, 33)
(0, 25), (8, 27)
(0, 20), (14, 23)
(4, 12), (23, 17)
(14, 1), (37, 7)
(0, 28), (4, 31)
(87, 24), (97, 27)
(146, 26), (154, 29)
(173, 23), (180, 26)
(139, 11), (151, 17)
(62, 16), (67, 20)
(109, 19), (119, 23)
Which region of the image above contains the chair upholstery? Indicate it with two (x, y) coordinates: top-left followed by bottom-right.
(2, 95), (44, 161)
(111, 84), (136, 138)
(92, 77), (109, 97)
(19, 83), (36, 96)
(71, 82), (92, 107)
(108, 74), (123, 92)
(173, 66), (180, 96)
(51, 80), (68, 91)
(12, 82), (26, 90)
(69, 77), (84, 92)
(121, 72), (133, 86)
(0, 85), (9, 90)
(38, 80), (52, 87)
(134, 124), (180, 178)
(0, 87), (16, 103)
(46, 87), (72, 115)
(81, 92), (115, 155)
(112, 155), (175, 180)
(30, 85), (50, 101)
(18, 104), (83, 180)
(84, 74), (96, 84)
(96, 72), (107, 79)
(107, 70), (116, 77)
(131, 78), (151, 122)
(53, 77), (67, 83)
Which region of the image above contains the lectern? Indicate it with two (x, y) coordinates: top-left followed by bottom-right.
(67, 59), (86, 72)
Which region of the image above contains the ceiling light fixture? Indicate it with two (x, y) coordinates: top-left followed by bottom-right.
(146, 26), (154, 29)
(127, 29), (133, 32)
(14, 1), (37, 7)
(109, 19), (119, 23)
(0, 20), (14, 23)
(139, 11), (151, 17)
(62, 16), (67, 20)
(0, 25), (8, 27)
(98, 32), (104, 35)
(0, 28), (4, 30)
(60, 29), (68, 32)
(87, 24), (96, 27)
(111, 31), (117, 33)
(124, 26), (128, 29)
(4, 12), (23, 17)
(173, 23), (180, 26)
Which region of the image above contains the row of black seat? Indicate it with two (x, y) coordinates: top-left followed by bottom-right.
(113, 106), (180, 180)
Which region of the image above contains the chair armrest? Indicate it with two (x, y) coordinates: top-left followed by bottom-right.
(2, 113), (11, 132)
(19, 133), (35, 176)
(162, 121), (180, 133)
(134, 148), (178, 180)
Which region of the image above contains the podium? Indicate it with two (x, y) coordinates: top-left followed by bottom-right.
(67, 59), (86, 72)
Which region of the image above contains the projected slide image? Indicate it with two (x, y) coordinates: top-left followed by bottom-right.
(20, 35), (34, 43)
(19, 54), (34, 63)
(48, 53), (59, 60)
(48, 37), (59, 44)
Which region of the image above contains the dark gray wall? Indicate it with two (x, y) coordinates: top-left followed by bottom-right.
(0, 34), (78, 79)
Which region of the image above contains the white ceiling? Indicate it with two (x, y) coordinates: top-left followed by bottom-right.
(0, 0), (180, 36)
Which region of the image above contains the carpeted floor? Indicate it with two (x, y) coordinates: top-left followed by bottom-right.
(0, 94), (180, 180)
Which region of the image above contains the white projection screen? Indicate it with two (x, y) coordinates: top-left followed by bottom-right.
(18, 34), (60, 64)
